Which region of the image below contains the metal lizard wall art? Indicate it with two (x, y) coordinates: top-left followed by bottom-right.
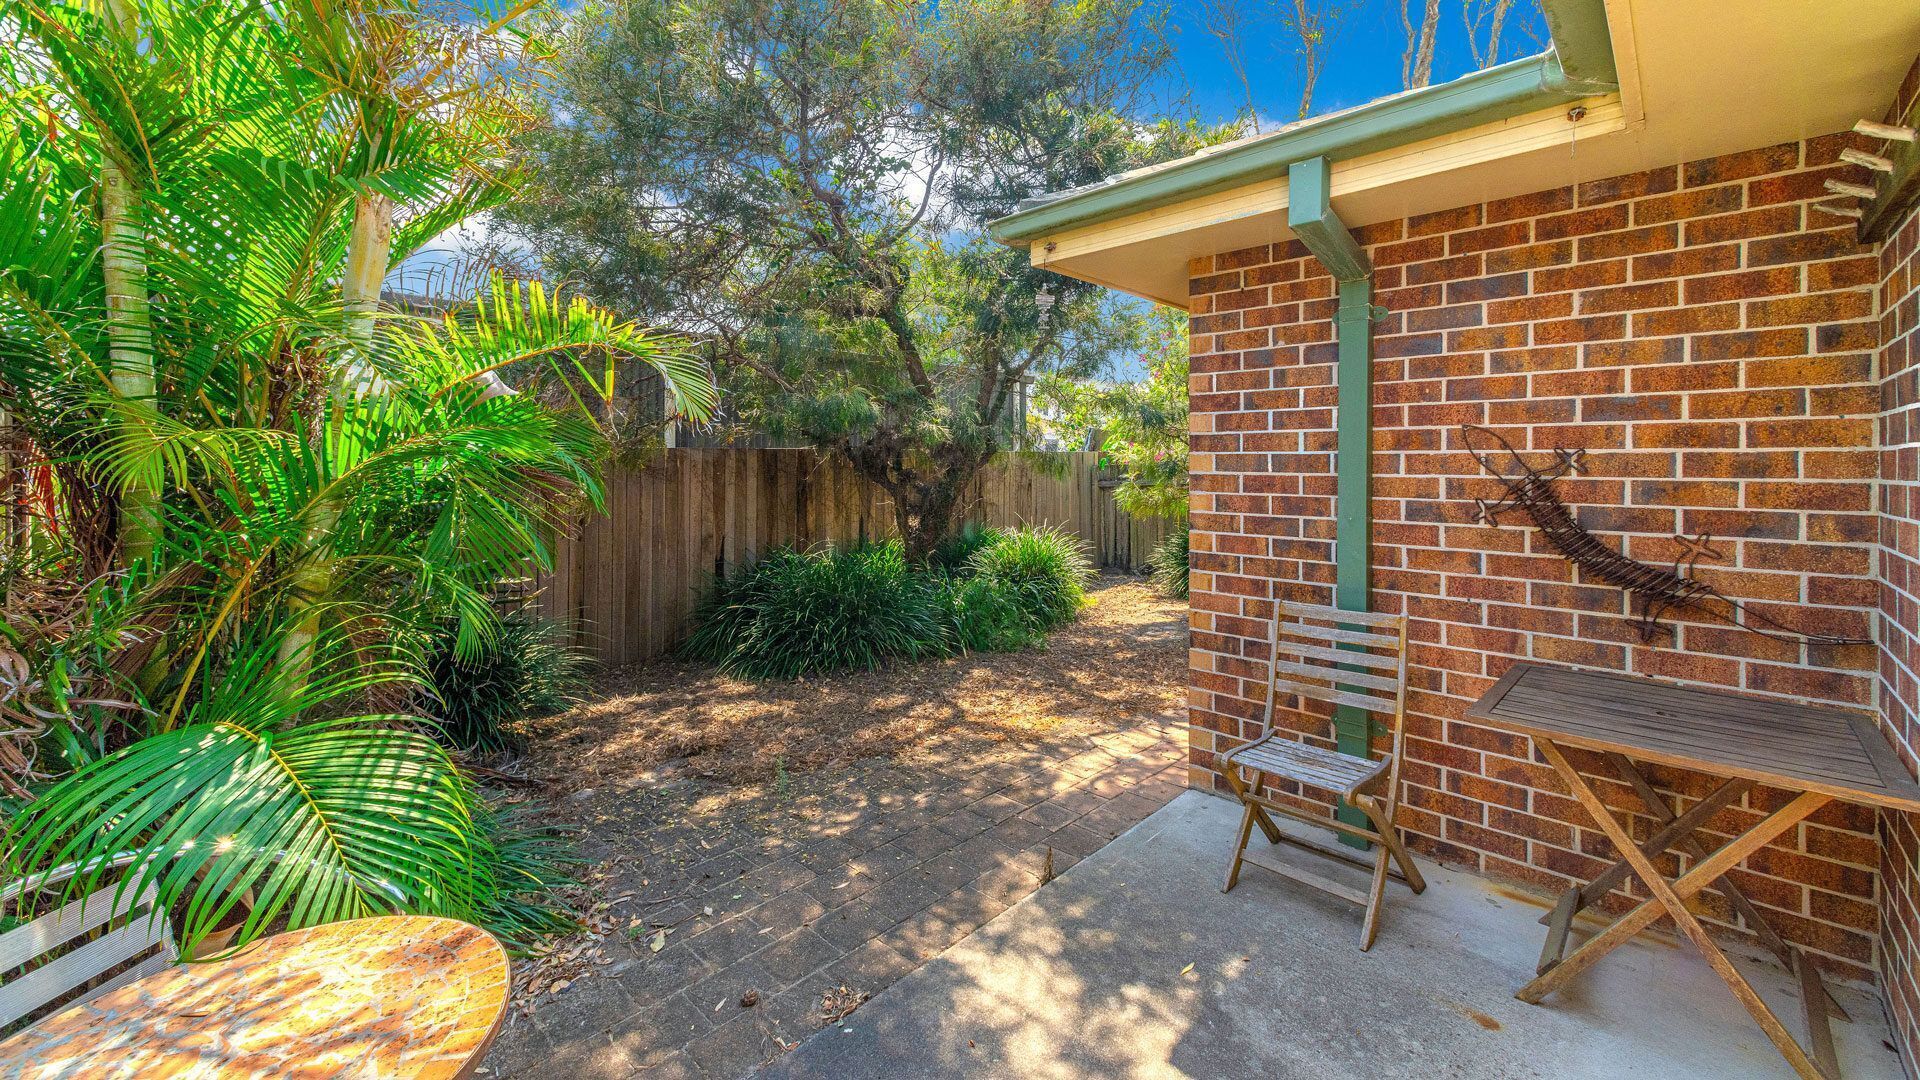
(1459, 424), (1869, 647)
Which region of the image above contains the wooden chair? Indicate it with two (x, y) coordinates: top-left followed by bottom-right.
(1219, 599), (1426, 950)
(0, 853), (177, 1032)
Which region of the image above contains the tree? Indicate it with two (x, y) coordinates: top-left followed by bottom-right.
(0, 0), (713, 955)
(1465, 0), (1545, 68)
(1036, 306), (1189, 523)
(498, 0), (1217, 558)
(1464, 0), (1514, 66)
(94, 0), (160, 566)
(1280, 0), (1349, 120)
(1401, 0), (1442, 89)
(1198, 0), (1349, 128)
(1198, 0), (1261, 133)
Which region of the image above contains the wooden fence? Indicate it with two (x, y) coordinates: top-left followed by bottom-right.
(529, 449), (1172, 665)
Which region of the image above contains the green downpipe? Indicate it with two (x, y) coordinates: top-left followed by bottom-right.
(1330, 277), (1376, 846)
(1289, 157), (1377, 848)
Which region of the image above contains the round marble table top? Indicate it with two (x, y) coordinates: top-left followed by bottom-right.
(0, 915), (509, 1079)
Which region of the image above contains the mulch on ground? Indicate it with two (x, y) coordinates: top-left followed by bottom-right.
(479, 576), (1191, 1080)
(518, 576), (1187, 789)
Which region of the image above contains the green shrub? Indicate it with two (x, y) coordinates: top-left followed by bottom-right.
(928, 522), (1006, 573)
(1150, 526), (1190, 600)
(965, 525), (1094, 633)
(422, 612), (589, 753)
(684, 542), (952, 679)
(939, 571), (1044, 652)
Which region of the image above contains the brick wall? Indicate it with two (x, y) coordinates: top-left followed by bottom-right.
(1186, 134), (1892, 980)
(1876, 53), (1920, 1067)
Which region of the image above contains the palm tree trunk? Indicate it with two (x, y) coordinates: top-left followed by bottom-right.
(100, 0), (159, 566)
(279, 191), (394, 673)
(342, 191), (393, 361)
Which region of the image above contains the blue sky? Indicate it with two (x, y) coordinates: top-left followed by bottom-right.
(1149, 0), (1549, 129)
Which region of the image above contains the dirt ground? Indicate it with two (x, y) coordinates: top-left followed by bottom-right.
(518, 575), (1187, 793)
(482, 577), (1191, 1075)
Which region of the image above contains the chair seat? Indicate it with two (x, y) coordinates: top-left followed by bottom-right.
(1223, 736), (1390, 800)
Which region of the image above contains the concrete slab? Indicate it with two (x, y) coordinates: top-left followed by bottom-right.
(760, 790), (1905, 1079)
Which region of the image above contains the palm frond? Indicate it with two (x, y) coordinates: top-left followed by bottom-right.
(4, 624), (484, 958)
(395, 275), (718, 424)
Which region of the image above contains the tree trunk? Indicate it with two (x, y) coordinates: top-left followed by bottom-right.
(892, 471), (967, 563)
(341, 191), (394, 361)
(847, 441), (988, 562)
(280, 191), (394, 673)
(1402, 0), (1441, 89)
(100, 0), (158, 567)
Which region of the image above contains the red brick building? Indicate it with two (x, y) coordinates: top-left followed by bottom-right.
(994, 0), (1920, 1073)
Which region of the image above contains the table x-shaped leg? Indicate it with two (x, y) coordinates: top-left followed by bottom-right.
(1602, 752), (1849, 1022)
(1518, 737), (1838, 1080)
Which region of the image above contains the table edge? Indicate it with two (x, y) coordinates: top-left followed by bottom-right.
(1460, 662), (1920, 814)
(1461, 662), (1533, 724)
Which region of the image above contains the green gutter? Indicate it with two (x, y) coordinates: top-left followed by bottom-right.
(989, 0), (1616, 246)
(1289, 157), (1379, 849)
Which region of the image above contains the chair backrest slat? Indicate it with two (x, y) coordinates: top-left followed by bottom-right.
(1281, 639), (1400, 672)
(1285, 603), (1400, 627)
(0, 879), (157, 973)
(0, 918), (171, 1028)
(74, 949), (174, 1005)
(0, 857), (177, 1031)
(1269, 656), (1400, 695)
(1272, 675), (1398, 715)
(1277, 621), (1398, 649)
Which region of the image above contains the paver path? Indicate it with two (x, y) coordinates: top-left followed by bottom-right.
(481, 717), (1189, 1080)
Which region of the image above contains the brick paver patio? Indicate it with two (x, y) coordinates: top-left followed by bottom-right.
(480, 716), (1188, 1080)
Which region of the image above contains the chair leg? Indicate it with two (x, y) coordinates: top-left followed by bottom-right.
(1359, 839), (1391, 951)
(1357, 795), (1426, 895)
(1223, 764), (1283, 844)
(1223, 802), (1256, 893)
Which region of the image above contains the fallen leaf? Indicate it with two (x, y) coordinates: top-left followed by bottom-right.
(650, 930), (667, 953)
(1180, 963), (1194, 975)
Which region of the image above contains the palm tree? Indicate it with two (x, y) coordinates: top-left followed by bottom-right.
(0, 0), (714, 955)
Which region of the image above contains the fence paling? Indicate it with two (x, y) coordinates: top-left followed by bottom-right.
(530, 448), (1171, 665)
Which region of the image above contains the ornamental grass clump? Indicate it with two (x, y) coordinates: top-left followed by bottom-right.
(964, 525), (1094, 634)
(687, 526), (1098, 679)
(420, 612), (590, 753)
(927, 522), (1006, 573)
(1149, 526), (1190, 600)
(683, 542), (952, 679)
(939, 571), (1043, 652)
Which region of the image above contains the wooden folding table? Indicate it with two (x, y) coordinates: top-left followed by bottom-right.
(1466, 662), (1920, 1080)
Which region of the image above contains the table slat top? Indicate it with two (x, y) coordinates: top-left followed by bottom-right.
(1465, 663), (1920, 813)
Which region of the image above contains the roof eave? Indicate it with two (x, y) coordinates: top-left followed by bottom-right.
(989, 0), (1619, 247)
